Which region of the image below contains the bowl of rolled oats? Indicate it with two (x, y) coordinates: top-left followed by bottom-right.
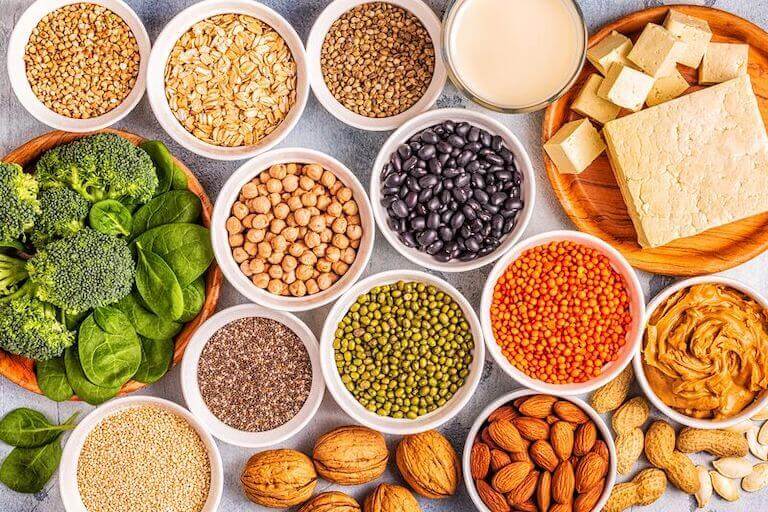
(147, 0), (310, 161)
(7, 0), (151, 132)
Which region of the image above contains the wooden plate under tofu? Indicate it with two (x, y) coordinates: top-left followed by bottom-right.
(0, 129), (222, 398)
(542, 5), (768, 276)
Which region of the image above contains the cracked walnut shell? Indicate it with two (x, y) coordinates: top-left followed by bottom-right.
(363, 483), (422, 512)
(312, 426), (388, 485)
(396, 430), (460, 498)
(298, 491), (361, 512)
(241, 449), (317, 508)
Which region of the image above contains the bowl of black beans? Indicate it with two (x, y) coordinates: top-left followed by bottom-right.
(371, 108), (535, 271)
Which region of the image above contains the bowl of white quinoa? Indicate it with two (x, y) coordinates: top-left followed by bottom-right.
(59, 396), (223, 512)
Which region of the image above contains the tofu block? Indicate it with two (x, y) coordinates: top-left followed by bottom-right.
(646, 68), (690, 107)
(699, 42), (749, 84)
(587, 31), (634, 75)
(544, 119), (606, 175)
(664, 9), (713, 68)
(602, 75), (768, 248)
(597, 63), (655, 112)
(571, 74), (622, 124)
(628, 23), (683, 77)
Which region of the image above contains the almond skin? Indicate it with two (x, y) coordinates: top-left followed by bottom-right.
(471, 443), (491, 480)
(551, 421), (575, 461)
(489, 420), (527, 453)
(511, 500), (538, 512)
(552, 460), (575, 504)
(518, 395), (557, 418)
(482, 427), (501, 451)
(550, 504), (573, 512)
(574, 422), (597, 456)
(554, 401), (590, 424)
(537, 471), (551, 512)
(477, 479), (511, 512)
(490, 405), (519, 422)
(574, 480), (605, 512)
(530, 440), (559, 472)
(507, 470), (540, 505)
(491, 449), (513, 471)
(574, 452), (608, 493)
(591, 440), (610, 460)
(513, 417), (550, 441)
(493, 461), (534, 493)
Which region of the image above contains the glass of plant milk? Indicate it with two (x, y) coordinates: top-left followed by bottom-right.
(443, 0), (587, 113)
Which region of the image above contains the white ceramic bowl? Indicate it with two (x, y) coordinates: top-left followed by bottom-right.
(146, 0), (310, 161)
(7, 0), (150, 132)
(180, 304), (325, 448)
(306, 0), (447, 131)
(481, 230), (645, 395)
(463, 389), (616, 512)
(370, 108), (535, 272)
(59, 396), (223, 512)
(212, 147), (374, 311)
(634, 275), (768, 430)
(320, 269), (485, 435)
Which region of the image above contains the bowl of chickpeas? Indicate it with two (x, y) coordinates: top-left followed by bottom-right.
(211, 147), (375, 311)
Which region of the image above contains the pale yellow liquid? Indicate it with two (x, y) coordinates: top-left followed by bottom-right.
(450, 0), (583, 108)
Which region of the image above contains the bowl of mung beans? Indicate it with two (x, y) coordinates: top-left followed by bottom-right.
(306, 0), (447, 131)
(319, 269), (485, 435)
(59, 396), (223, 512)
(146, 0), (310, 160)
(211, 147), (375, 311)
(7, 0), (151, 132)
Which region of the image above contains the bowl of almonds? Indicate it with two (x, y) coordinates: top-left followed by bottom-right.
(465, 390), (616, 512)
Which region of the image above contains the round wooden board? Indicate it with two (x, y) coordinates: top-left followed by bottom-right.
(0, 129), (222, 398)
(542, 5), (768, 276)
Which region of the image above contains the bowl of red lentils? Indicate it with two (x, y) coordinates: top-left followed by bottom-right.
(211, 147), (375, 312)
(481, 230), (645, 395)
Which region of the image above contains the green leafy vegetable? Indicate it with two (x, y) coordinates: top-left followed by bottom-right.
(131, 224), (212, 287)
(78, 309), (141, 388)
(0, 441), (62, 493)
(0, 293), (74, 361)
(0, 162), (40, 243)
(0, 409), (76, 448)
(139, 140), (173, 196)
(179, 276), (205, 323)
(134, 337), (174, 384)
(135, 244), (183, 320)
(113, 293), (182, 340)
(89, 199), (132, 237)
(171, 164), (188, 190)
(36, 357), (74, 402)
(31, 187), (89, 246)
(130, 190), (201, 239)
(63, 346), (120, 406)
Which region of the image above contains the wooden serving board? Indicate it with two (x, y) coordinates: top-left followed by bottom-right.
(0, 129), (222, 398)
(542, 5), (768, 276)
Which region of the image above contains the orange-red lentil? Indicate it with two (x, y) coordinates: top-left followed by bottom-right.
(490, 241), (631, 384)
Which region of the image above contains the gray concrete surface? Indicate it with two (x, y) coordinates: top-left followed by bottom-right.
(1, 0), (767, 511)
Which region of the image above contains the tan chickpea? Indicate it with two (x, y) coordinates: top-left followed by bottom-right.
(232, 202), (249, 219)
(239, 260), (254, 276)
(233, 247), (249, 263)
(273, 203), (290, 220)
(306, 279), (320, 295)
(330, 181), (342, 195)
(265, 232), (275, 242)
(288, 243), (305, 258)
(270, 219), (286, 234)
(310, 184), (324, 196)
(304, 164), (323, 180)
(342, 200), (359, 216)
(266, 178), (282, 194)
(282, 174), (299, 192)
(299, 176), (315, 191)
(317, 273), (334, 290)
(308, 215), (326, 233)
(270, 234), (287, 252)
(282, 226), (299, 242)
(226, 217), (243, 234)
(299, 251), (317, 266)
(242, 182), (259, 199)
(282, 270), (296, 285)
(313, 244), (327, 258)
(348, 214), (361, 226)
(320, 170), (337, 188)
(281, 255), (298, 272)
(289, 280), (307, 297)
(286, 163), (299, 175)
(337, 187), (353, 203)
(269, 164), (287, 179)
(252, 273), (269, 288)
(245, 228), (263, 244)
(347, 225), (363, 241)
(251, 214), (268, 229)
(304, 231), (321, 249)
(342, 247), (356, 264)
(320, 228), (333, 244)
(249, 196), (269, 214)
(259, 171), (270, 183)
(331, 217), (348, 234)
(350, 239), (360, 249)
(308, 206), (320, 216)
(295, 208), (311, 227)
(242, 214), (255, 229)
(332, 261), (349, 275)
(332, 234), (350, 249)
(267, 279), (285, 295)
(243, 241), (258, 256)
(267, 251), (284, 265)
(327, 201), (343, 218)
(257, 184), (269, 196)
(316, 258), (332, 273)
(257, 242), (272, 258)
(288, 196), (303, 211)
(301, 192), (317, 207)
(285, 213), (297, 227)
(326, 246), (341, 262)
(268, 265), (283, 279)
(296, 264), (313, 281)
(268, 192), (281, 206)
(316, 195), (331, 211)
(299, 226), (308, 237)
(229, 234), (244, 247)
(249, 259), (266, 274)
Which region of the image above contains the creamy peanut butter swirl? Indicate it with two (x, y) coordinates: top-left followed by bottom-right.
(643, 283), (768, 419)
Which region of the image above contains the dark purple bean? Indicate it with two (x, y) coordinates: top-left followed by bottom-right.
(462, 205), (476, 221)
(442, 120), (456, 132)
(485, 153), (504, 166)
(403, 156), (418, 170)
(477, 210), (492, 222)
(455, 174), (470, 188)
(437, 141), (452, 154)
(443, 167), (461, 178)
(428, 158), (442, 175)
(455, 123), (470, 136)
(405, 177), (421, 191)
(506, 198), (524, 210)
(381, 196), (397, 208)
(464, 141), (483, 153)
(465, 237), (480, 252)
(398, 186), (408, 199)
(418, 188), (433, 202)
(390, 154), (402, 171)
(410, 216), (426, 230)
(417, 229), (438, 246)
(415, 204), (428, 216)
(486, 185), (499, 195)
(384, 172), (405, 188)
(452, 187), (469, 203)
(404, 191), (418, 209)
(433, 180), (443, 195)
(500, 148), (514, 164)
(457, 150), (473, 167)
(411, 167), (428, 178)
(426, 240), (444, 255)
(383, 186), (399, 197)
(471, 173), (485, 189)
(421, 130), (439, 144)
(391, 200), (409, 219)
(402, 232), (417, 247)
(484, 203), (499, 214)
(427, 212), (441, 230)
(460, 225), (473, 239)
(439, 226), (454, 242)
(491, 135), (502, 151)
(397, 144), (412, 159)
(496, 170), (513, 181)
(434, 252), (452, 262)
(419, 175), (439, 188)
(468, 127), (480, 142)
(439, 189), (451, 203)
(418, 144), (436, 160)
(466, 160), (481, 173)
(438, 153), (451, 165)
(447, 134), (465, 148)
(443, 179), (454, 190)
(469, 218), (483, 232)
(427, 197), (441, 211)
(478, 246), (494, 257)
(503, 217), (517, 234)
(480, 130), (492, 147)
(473, 189), (489, 204)
(490, 192), (506, 206)
(450, 212), (465, 229)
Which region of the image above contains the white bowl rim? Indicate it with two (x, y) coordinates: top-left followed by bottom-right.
(462, 389), (617, 512)
(633, 274), (768, 429)
(370, 107), (536, 272)
(480, 230), (645, 395)
(59, 395), (224, 512)
(319, 269), (485, 435)
(7, 0), (151, 132)
(305, 0), (447, 131)
(146, 0), (310, 161)
(211, 147), (375, 312)
(180, 303), (326, 447)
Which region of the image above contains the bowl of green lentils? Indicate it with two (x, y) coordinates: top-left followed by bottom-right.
(319, 269), (484, 434)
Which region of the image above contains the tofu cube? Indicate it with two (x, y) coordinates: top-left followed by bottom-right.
(628, 23), (683, 77)
(587, 31), (634, 75)
(597, 63), (655, 112)
(699, 42), (749, 84)
(544, 119), (606, 175)
(572, 74), (621, 124)
(663, 9), (713, 68)
(646, 68), (690, 107)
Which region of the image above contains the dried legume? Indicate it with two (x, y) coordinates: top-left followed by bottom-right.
(334, 281), (474, 419)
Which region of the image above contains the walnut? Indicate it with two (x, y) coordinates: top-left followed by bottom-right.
(312, 426), (388, 484)
(363, 484), (422, 512)
(298, 491), (361, 512)
(241, 449), (317, 508)
(396, 430), (461, 498)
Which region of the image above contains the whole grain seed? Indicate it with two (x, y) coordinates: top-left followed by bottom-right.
(165, 14), (297, 147)
(198, 317), (312, 431)
(321, 2), (435, 118)
(77, 406), (211, 512)
(24, 3), (140, 119)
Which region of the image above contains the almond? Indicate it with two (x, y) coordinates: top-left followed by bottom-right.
(482, 426), (501, 451)
(507, 470), (540, 505)
(513, 417), (550, 441)
(511, 500), (538, 512)
(510, 444), (533, 463)
(554, 401), (590, 424)
(490, 405), (519, 423)
(550, 421), (575, 461)
(493, 461), (534, 493)
(518, 395), (557, 418)
(546, 415), (560, 425)
(536, 471), (551, 512)
(530, 440), (559, 472)
(477, 479), (511, 512)
(574, 422), (597, 456)
(489, 420), (527, 453)
(574, 480), (604, 512)
(550, 503), (573, 512)
(491, 449), (513, 471)
(574, 452), (608, 493)
(471, 443), (491, 480)
(591, 440), (609, 461)
(552, 460), (575, 504)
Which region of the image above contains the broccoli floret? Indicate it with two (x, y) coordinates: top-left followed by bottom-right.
(31, 187), (90, 246)
(0, 162), (40, 242)
(36, 133), (158, 204)
(26, 228), (135, 313)
(0, 292), (74, 361)
(0, 253), (28, 297)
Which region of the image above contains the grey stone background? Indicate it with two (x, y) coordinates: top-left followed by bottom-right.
(1, 0), (768, 511)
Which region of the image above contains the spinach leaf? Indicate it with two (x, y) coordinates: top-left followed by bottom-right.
(64, 347), (120, 406)
(140, 141), (173, 196)
(78, 310), (141, 388)
(0, 441), (62, 494)
(36, 358), (74, 402)
(0, 409), (76, 448)
(135, 244), (184, 321)
(63, 309), (89, 331)
(89, 199), (133, 237)
(171, 164), (188, 190)
(0, 241), (25, 252)
(134, 337), (174, 384)
(130, 190), (201, 239)
(179, 276), (206, 323)
(113, 293), (183, 340)
(131, 224), (213, 287)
